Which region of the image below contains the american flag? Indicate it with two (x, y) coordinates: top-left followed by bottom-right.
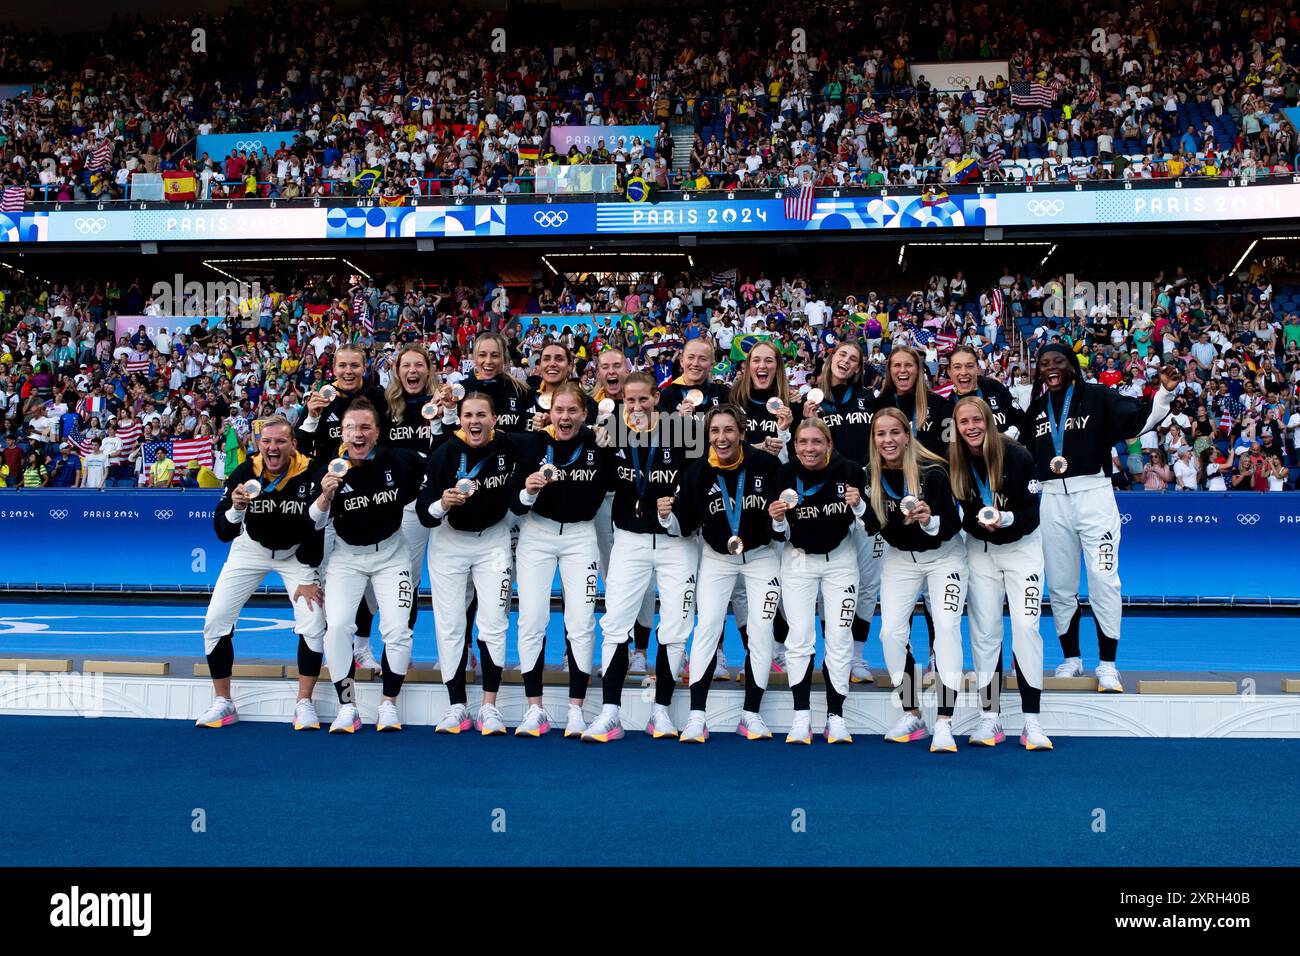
(141, 439), (172, 466)
(1218, 409), (1233, 433)
(172, 436), (216, 468)
(352, 293), (373, 335)
(1010, 81), (1055, 108)
(125, 353), (151, 374)
(88, 139), (114, 170)
(64, 423), (94, 457)
(0, 186), (24, 212)
(933, 381), (956, 398)
(116, 421), (142, 463)
(982, 137), (1005, 170)
(990, 288), (1005, 326)
(936, 331), (959, 354)
(784, 183), (815, 221)
(910, 326), (935, 345)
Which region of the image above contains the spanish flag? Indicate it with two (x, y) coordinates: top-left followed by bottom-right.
(379, 195), (405, 207)
(163, 171), (197, 201)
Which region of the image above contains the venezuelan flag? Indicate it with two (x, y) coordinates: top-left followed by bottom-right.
(946, 157), (979, 184)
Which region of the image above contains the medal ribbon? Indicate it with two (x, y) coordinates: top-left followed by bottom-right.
(630, 442), (659, 502)
(715, 468), (747, 539)
(969, 462), (994, 507)
(1046, 383), (1074, 461)
(457, 452), (488, 482)
(544, 441), (584, 469)
(795, 474), (825, 503)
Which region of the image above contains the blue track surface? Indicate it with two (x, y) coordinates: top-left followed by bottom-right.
(1, 600), (1298, 671)
(2, 717), (1297, 867)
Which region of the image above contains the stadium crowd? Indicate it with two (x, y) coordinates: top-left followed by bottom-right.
(3, 0), (1300, 202)
(2, 260), (1298, 491)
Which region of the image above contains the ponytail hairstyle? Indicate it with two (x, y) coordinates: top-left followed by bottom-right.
(472, 331), (528, 394)
(947, 396), (1005, 502)
(877, 344), (932, 432)
(729, 339), (791, 409)
(867, 406), (945, 526)
(792, 416), (835, 465)
(384, 343), (435, 424)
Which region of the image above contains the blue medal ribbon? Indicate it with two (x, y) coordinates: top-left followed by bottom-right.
(545, 441), (584, 469)
(715, 468), (747, 538)
(820, 385), (853, 413)
(262, 471), (288, 494)
(969, 462), (994, 507)
(457, 452), (488, 482)
(1046, 383), (1074, 460)
(630, 442), (659, 501)
(795, 474), (825, 503)
(880, 473), (905, 501)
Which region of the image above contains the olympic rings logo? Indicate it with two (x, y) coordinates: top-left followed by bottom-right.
(533, 210), (569, 228)
(48, 509), (69, 520)
(74, 217), (108, 234)
(1026, 199), (1065, 217)
(943, 75), (973, 87)
(234, 140), (263, 152)
(1236, 513), (1260, 525)
(155, 509), (174, 520)
(1120, 513), (1132, 525)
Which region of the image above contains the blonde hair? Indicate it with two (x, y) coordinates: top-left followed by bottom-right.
(868, 406), (945, 526)
(729, 340), (792, 408)
(793, 416), (834, 462)
(877, 345), (930, 433)
(384, 344), (435, 424)
(473, 331), (528, 394)
(947, 396), (1005, 502)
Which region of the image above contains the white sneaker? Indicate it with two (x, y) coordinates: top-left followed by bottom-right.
(930, 718), (958, 753)
(968, 714), (1005, 747)
(850, 658), (875, 684)
(329, 703), (361, 734)
(823, 713), (853, 744)
(563, 704), (587, 738)
(628, 649), (647, 675)
(353, 642), (382, 673)
(376, 699), (402, 732)
(582, 704), (625, 743)
(515, 704), (552, 737)
(712, 651), (730, 680)
(786, 710), (812, 744)
(195, 697), (237, 729)
(434, 703), (472, 734)
(646, 704), (678, 739)
(885, 712), (929, 743)
(476, 702), (507, 736)
(1055, 657), (1084, 678)
(292, 698), (319, 731)
(1020, 715), (1054, 751)
(771, 645), (788, 673)
(1095, 661), (1124, 693)
(737, 711), (772, 740)
(680, 710), (708, 743)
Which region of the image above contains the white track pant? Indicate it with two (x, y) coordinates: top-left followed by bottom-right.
(780, 538), (858, 698)
(1040, 473), (1122, 644)
(322, 521), (378, 629)
(691, 544), (780, 690)
(322, 532), (414, 688)
(878, 537), (968, 700)
(852, 523), (885, 622)
(429, 522), (513, 676)
(966, 530), (1045, 701)
(516, 513), (599, 676)
(598, 530), (696, 676)
(595, 493), (655, 632)
(203, 534), (324, 654)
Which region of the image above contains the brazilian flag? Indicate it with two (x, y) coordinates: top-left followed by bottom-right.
(352, 168), (383, 195)
(624, 176), (659, 203)
(729, 333), (798, 364)
(711, 358), (733, 380)
(620, 315), (644, 347)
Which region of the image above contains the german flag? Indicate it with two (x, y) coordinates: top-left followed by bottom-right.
(517, 145), (540, 162)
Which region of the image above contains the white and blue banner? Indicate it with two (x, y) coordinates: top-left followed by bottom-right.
(195, 131), (302, 161)
(3, 181), (1299, 245)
